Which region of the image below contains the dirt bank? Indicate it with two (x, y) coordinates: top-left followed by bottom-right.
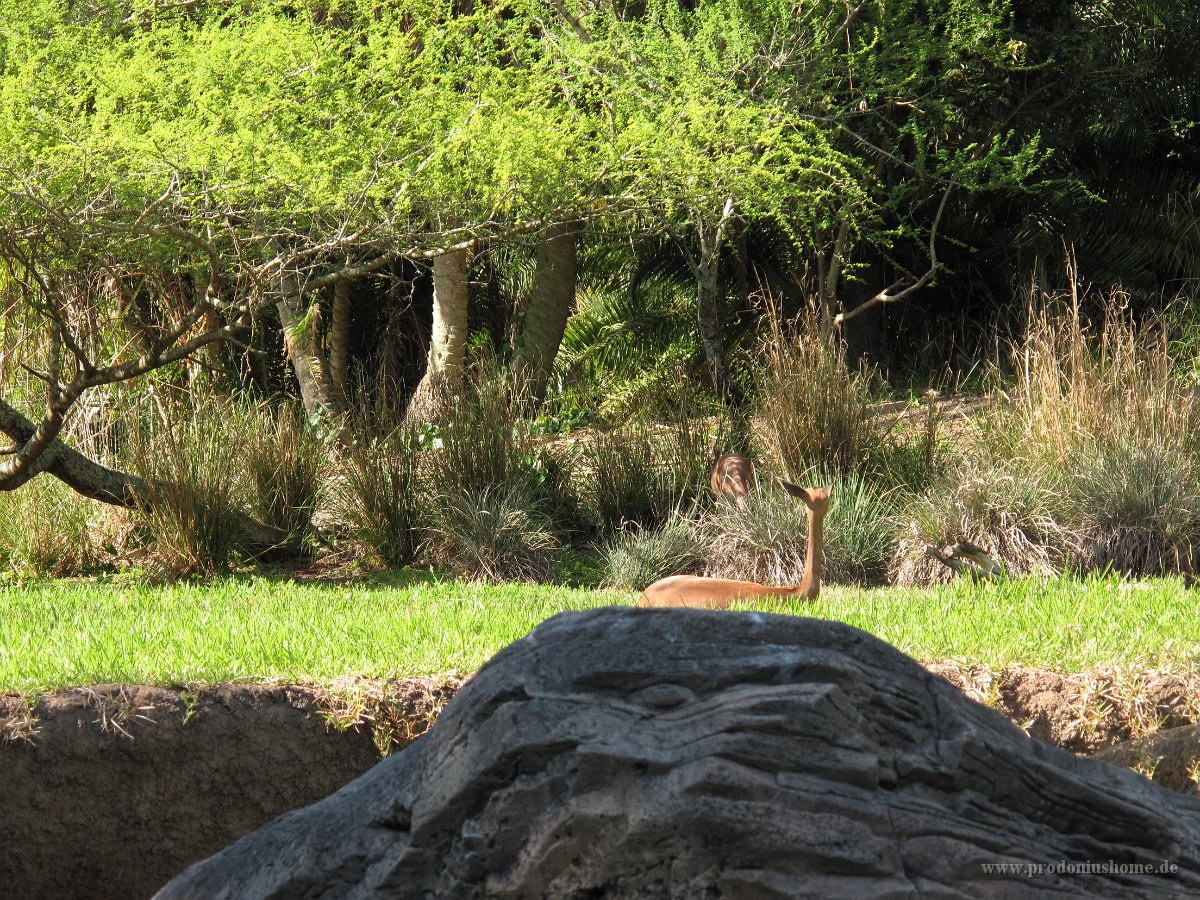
(0, 678), (456, 900)
(1, 665), (1194, 900)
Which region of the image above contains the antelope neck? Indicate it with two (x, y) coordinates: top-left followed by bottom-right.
(796, 504), (825, 599)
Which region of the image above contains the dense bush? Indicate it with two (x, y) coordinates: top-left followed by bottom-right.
(422, 483), (561, 582)
(599, 518), (704, 590)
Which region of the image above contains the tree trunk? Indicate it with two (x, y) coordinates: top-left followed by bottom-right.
(512, 222), (580, 407)
(0, 396), (296, 557)
(408, 249), (470, 421)
(695, 256), (733, 403)
(329, 277), (352, 403)
(277, 291), (346, 425)
(277, 294), (326, 422)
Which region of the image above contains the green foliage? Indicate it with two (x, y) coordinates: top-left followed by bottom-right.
(600, 520), (704, 590)
(0, 478), (107, 580)
(555, 252), (701, 419)
(0, 0), (592, 236)
(422, 484), (562, 583)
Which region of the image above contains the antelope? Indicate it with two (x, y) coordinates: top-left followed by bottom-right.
(639, 482), (832, 609)
(710, 453), (755, 507)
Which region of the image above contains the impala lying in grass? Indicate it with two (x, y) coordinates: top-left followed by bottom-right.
(639, 482), (832, 609)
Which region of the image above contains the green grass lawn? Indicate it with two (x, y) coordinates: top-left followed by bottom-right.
(1, 571), (1197, 694)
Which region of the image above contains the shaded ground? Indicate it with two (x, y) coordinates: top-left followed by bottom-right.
(1, 663), (1195, 899)
(0, 678), (457, 900)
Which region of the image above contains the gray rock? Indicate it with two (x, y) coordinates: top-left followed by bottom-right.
(156, 608), (1200, 898)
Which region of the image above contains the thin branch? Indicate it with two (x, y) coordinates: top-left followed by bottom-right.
(834, 183), (951, 326)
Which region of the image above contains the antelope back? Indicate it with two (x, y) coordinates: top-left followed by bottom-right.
(710, 453), (755, 506)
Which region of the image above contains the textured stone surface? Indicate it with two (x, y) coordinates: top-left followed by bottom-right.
(158, 608), (1200, 899)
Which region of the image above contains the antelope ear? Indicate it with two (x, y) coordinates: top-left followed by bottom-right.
(780, 480), (812, 502)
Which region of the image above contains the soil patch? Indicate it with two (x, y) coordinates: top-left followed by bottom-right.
(0, 678), (457, 900)
(927, 661), (1200, 757)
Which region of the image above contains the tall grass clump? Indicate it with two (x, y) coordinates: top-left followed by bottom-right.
(896, 267), (1200, 583)
(892, 454), (1072, 585)
(421, 357), (576, 519)
(335, 409), (421, 567)
(422, 483), (561, 582)
(753, 298), (876, 478)
(410, 356), (578, 576)
(582, 405), (713, 533)
(0, 477), (106, 579)
(1067, 435), (1200, 576)
(599, 517), (704, 590)
(1005, 276), (1200, 576)
(240, 401), (325, 540)
(124, 394), (246, 578)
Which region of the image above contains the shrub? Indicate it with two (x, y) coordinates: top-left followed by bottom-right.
(821, 469), (898, 585)
(422, 483), (561, 582)
(0, 477), (106, 579)
(418, 356), (581, 536)
(1007, 293), (1197, 463)
(703, 483), (810, 585)
(124, 395), (245, 578)
(894, 273), (1200, 584)
(599, 518), (704, 590)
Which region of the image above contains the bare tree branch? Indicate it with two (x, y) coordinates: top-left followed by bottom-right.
(834, 183), (952, 326)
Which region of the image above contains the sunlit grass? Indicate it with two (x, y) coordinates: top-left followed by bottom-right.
(776, 573), (1200, 673)
(1, 571), (1197, 694)
(0, 572), (623, 694)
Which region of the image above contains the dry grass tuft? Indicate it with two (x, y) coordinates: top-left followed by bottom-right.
(753, 297), (877, 479)
(317, 674), (461, 757)
(77, 686), (157, 740)
(0, 697), (41, 745)
(892, 457), (1073, 585)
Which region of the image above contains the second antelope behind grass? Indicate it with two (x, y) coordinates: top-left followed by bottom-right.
(710, 453), (755, 507)
(638, 482), (833, 610)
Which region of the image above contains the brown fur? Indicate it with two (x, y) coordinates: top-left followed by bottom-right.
(709, 453), (755, 507)
(639, 483), (832, 609)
